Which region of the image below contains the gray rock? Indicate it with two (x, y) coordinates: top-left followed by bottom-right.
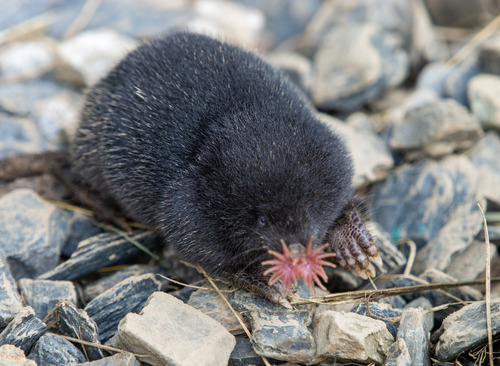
(77, 353), (140, 366)
(367, 221), (407, 273)
(0, 250), (23, 329)
(34, 93), (82, 148)
(230, 289), (315, 363)
(27, 333), (85, 365)
(56, 29), (136, 87)
(17, 279), (77, 321)
(38, 230), (155, 281)
(84, 273), (166, 342)
(313, 310), (394, 365)
(351, 303), (402, 338)
(424, 0), (493, 27)
(266, 52), (313, 95)
(416, 62), (453, 97)
(396, 308), (430, 366)
(383, 89), (439, 128)
(445, 240), (498, 281)
(83, 264), (167, 302)
(187, 283), (246, 334)
(433, 298), (500, 361)
(413, 198), (485, 274)
(61, 211), (104, 258)
(468, 132), (500, 203)
(0, 41), (54, 81)
(118, 291), (236, 366)
(229, 337), (268, 366)
(469, 73), (500, 129)
(0, 307), (46, 354)
(313, 23), (408, 112)
(0, 344), (36, 366)
(319, 113), (394, 188)
(302, 0), (413, 54)
(444, 57), (481, 106)
(404, 297), (434, 333)
(385, 339), (411, 366)
(370, 155), (479, 245)
(0, 115), (46, 158)
(390, 99), (482, 159)
(479, 35), (500, 75)
(0, 79), (79, 117)
(49, 301), (104, 361)
(0, 189), (71, 280)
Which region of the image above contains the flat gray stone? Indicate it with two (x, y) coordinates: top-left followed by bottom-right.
(469, 73), (500, 129)
(85, 273), (166, 343)
(0, 115), (46, 158)
(18, 279), (77, 320)
(319, 113), (394, 188)
(384, 339), (411, 366)
(0, 345), (36, 366)
(38, 230), (155, 281)
(434, 298), (500, 361)
(351, 303), (402, 338)
(370, 155), (478, 245)
(405, 297), (434, 333)
(0, 307), (46, 354)
(313, 23), (408, 112)
(56, 29), (136, 87)
(0, 250), (23, 328)
(0, 189), (71, 280)
(445, 240), (498, 281)
(468, 132), (500, 203)
(390, 99), (483, 159)
(313, 311), (394, 365)
(118, 291), (235, 366)
(27, 333), (85, 365)
(0, 41), (54, 81)
(77, 353), (140, 366)
(396, 308), (430, 366)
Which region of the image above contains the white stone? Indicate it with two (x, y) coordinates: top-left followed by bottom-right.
(313, 311), (393, 365)
(118, 291), (236, 366)
(56, 29), (136, 87)
(0, 345), (36, 366)
(469, 73), (500, 129)
(0, 41), (54, 80)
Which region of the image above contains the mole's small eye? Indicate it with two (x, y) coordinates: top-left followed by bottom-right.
(258, 216), (267, 228)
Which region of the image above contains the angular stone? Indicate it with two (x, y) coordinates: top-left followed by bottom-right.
(479, 35), (500, 75)
(76, 353), (140, 365)
(351, 303), (402, 338)
(385, 339), (411, 366)
(390, 99), (482, 159)
(0, 250), (23, 328)
(27, 333), (85, 365)
(397, 308), (430, 366)
(0, 189), (71, 280)
(413, 198), (485, 274)
(434, 298), (500, 361)
(367, 221), (407, 273)
(313, 23), (408, 112)
(84, 274), (166, 342)
(266, 52), (313, 95)
(0, 40), (54, 81)
(468, 132), (500, 203)
(0, 307), (46, 354)
(38, 231), (155, 281)
(0, 344), (36, 366)
(229, 337), (268, 366)
(118, 291), (235, 366)
(51, 301), (105, 361)
(56, 29), (136, 87)
(18, 279), (77, 320)
(0, 114), (47, 158)
(443, 57), (480, 106)
(313, 311), (393, 365)
(319, 113), (394, 189)
(83, 264), (167, 302)
(405, 297), (434, 333)
(445, 240), (498, 281)
(61, 211), (104, 258)
(370, 155), (478, 245)
(230, 288), (315, 363)
(469, 73), (500, 129)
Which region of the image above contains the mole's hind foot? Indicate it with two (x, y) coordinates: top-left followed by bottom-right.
(326, 202), (382, 279)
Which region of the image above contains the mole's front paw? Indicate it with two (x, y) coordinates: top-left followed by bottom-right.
(326, 202), (382, 279)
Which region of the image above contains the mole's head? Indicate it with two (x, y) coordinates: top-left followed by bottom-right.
(193, 108), (354, 280)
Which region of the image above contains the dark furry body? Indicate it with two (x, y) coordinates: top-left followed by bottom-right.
(71, 32), (357, 300)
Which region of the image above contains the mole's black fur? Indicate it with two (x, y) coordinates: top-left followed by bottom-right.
(71, 32), (359, 302)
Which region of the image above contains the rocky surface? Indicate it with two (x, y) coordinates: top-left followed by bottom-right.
(0, 0), (499, 365)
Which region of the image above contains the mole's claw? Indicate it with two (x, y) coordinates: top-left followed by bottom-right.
(325, 201), (381, 279)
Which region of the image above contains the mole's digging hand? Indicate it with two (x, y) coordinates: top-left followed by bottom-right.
(262, 237), (336, 295)
(326, 203), (382, 279)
